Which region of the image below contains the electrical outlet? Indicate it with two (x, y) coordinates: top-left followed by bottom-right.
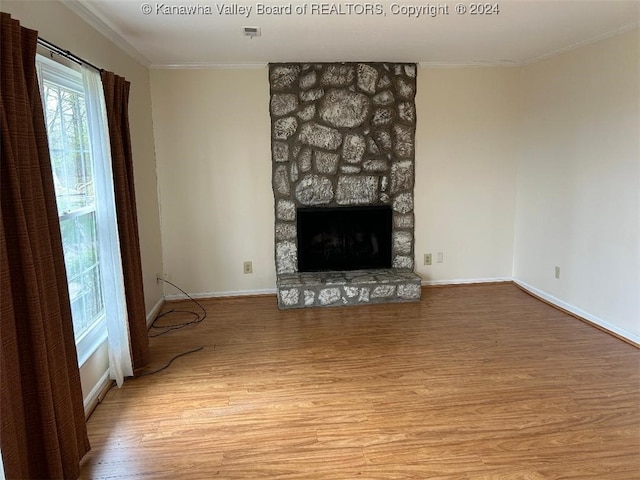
(243, 261), (253, 274)
(424, 253), (432, 266)
(555, 266), (560, 279)
(156, 273), (167, 284)
(437, 252), (444, 263)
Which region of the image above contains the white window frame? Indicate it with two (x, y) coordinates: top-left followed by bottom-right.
(36, 54), (107, 366)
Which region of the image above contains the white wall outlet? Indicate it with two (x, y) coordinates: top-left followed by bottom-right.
(424, 253), (432, 265)
(243, 261), (253, 274)
(437, 252), (444, 263)
(555, 266), (560, 279)
(156, 273), (167, 284)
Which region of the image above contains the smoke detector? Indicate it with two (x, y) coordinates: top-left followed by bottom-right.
(243, 26), (261, 38)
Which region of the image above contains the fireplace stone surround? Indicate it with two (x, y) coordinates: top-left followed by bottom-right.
(270, 62), (422, 308)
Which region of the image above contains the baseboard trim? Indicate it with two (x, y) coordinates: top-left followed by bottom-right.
(421, 277), (513, 286)
(155, 279), (638, 347)
(83, 297), (166, 419)
(83, 370), (111, 419)
(164, 288), (277, 301)
(513, 279), (639, 348)
(146, 297), (165, 328)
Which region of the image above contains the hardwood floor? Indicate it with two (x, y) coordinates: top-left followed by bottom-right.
(80, 283), (640, 479)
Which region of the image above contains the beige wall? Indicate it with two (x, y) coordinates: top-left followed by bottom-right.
(514, 29), (639, 340)
(150, 68), (275, 296)
(3, 1), (163, 403)
(150, 66), (521, 294)
(414, 67), (520, 283)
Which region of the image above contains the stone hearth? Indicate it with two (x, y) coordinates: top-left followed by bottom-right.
(269, 62), (422, 309)
(278, 270), (422, 308)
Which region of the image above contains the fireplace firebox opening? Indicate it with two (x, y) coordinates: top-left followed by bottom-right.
(297, 205), (392, 272)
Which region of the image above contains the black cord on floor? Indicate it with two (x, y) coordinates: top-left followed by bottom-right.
(137, 278), (208, 377)
(150, 278), (207, 337)
(137, 347), (204, 377)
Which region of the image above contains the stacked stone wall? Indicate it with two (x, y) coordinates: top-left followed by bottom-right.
(270, 62), (421, 309)
(270, 62), (417, 275)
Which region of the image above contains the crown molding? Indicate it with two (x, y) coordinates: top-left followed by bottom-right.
(60, 0), (151, 67)
(419, 21), (638, 69)
(521, 21), (638, 66)
(418, 60), (521, 68)
(157, 60), (518, 70)
(160, 61), (514, 70)
(150, 62), (268, 70)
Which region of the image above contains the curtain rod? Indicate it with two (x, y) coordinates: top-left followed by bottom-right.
(37, 37), (103, 73)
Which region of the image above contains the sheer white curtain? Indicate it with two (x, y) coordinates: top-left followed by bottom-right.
(82, 65), (133, 386)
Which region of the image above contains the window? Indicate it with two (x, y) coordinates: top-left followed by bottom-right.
(37, 55), (106, 365)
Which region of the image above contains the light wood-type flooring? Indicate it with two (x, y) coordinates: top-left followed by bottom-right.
(80, 283), (640, 479)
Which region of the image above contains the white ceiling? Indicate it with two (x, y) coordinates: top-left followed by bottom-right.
(64, 0), (639, 68)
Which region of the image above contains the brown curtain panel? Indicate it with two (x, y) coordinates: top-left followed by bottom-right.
(0, 12), (90, 479)
(100, 71), (150, 370)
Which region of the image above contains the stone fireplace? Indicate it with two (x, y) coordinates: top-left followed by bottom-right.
(270, 62), (422, 308)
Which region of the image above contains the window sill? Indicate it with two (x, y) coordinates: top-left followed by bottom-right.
(76, 315), (107, 367)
